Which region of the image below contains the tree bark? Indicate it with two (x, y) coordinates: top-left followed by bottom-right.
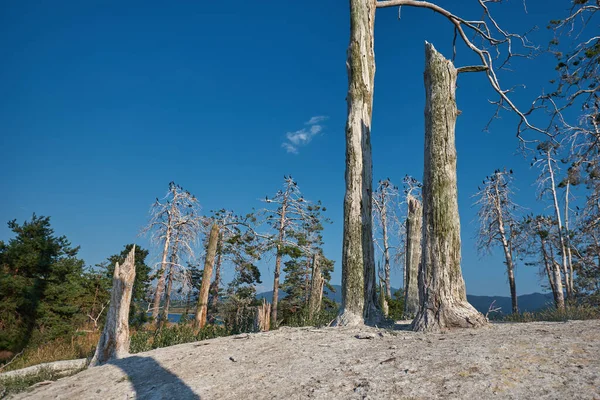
(209, 234), (223, 309)
(194, 224), (220, 329)
(308, 253), (325, 321)
(90, 246), (136, 367)
(404, 195), (422, 316)
(253, 300), (271, 332)
(152, 224), (172, 321)
(335, 0), (379, 327)
(412, 42), (486, 332)
(539, 226), (565, 310)
(160, 239), (179, 327)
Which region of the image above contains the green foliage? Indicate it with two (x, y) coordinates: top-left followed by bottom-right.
(387, 289), (406, 321)
(0, 215), (87, 353)
(129, 324), (230, 354)
(279, 304), (338, 328)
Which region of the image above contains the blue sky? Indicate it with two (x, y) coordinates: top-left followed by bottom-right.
(0, 1), (578, 297)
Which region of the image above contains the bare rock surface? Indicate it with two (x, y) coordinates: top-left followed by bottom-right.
(11, 320), (600, 399)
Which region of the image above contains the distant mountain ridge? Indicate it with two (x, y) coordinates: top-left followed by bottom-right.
(257, 285), (555, 314)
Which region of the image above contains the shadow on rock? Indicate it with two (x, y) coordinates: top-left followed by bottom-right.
(110, 356), (200, 399)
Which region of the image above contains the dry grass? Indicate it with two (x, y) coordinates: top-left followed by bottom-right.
(1, 330), (100, 373)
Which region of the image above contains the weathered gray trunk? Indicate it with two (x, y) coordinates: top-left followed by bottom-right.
(253, 299), (271, 332)
(90, 246), (136, 367)
(308, 254), (325, 321)
(381, 196), (392, 299)
(539, 230), (565, 310)
(493, 182), (518, 314)
(195, 224), (219, 329)
(160, 239), (179, 327)
(152, 224), (172, 321)
(379, 279), (389, 317)
(404, 195), (422, 317)
(335, 0), (379, 327)
(412, 43), (487, 332)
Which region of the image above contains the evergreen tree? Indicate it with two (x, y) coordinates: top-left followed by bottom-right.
(0, 215), (86, 353)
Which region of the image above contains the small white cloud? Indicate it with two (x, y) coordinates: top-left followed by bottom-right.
(305, 115), (328, 125)
(282, 142), (298, 154)
(310, 124), (322, 135)
(282, 115), (327, 154)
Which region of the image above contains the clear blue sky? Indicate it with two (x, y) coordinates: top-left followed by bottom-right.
(0, 1), (577, 297)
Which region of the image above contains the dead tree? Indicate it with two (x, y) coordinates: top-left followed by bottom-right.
(194, 223), (220, 329)
(372, 179), (400, 299)
(142, 182), (202, 322)
(411, 43), (487, 332)
(263, 176), (311, 325)
(338, 0), (540, 327)
(534, 142), (574, 300)
(404, 194), (422, 317)
(474, 169), (521, 313)
(253, 299), (271, 332)
(89, 246), (136, 367)
(308, 253), (325, 321)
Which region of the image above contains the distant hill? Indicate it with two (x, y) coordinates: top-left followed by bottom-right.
(257, 285), (555, 315)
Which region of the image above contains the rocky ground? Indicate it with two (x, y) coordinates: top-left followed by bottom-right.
(9, 320), (600, 399)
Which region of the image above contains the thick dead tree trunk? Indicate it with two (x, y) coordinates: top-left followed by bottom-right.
(195, 223), (220, 329)
(254, 300), (271, 332)
(90, 246), (136, 367)
(412, 43), (486, 332)
(335, 0), (379, 327)
(308, 254), (325, 321)
(404, 195), (422, 316)
(381, 193), (392, 299)
(210, 234), (223, 309)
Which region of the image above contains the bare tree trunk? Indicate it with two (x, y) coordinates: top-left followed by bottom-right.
(254, 300), (271, 332)
(547, 155), (571, 301)
(210, 234), (223, 309)
(540, 231), (565, 310)
(412, 42), (486, 332)
(404, 195), (422, 316)
(90, 246), (136, 367)
(381, 193), (392, 298)
(160, 239), (179, 327)
(271, 202), (288, 325)
(152, 225), (172, 321)
(564, 182), (574, 298)
(379, 279), (389, 317)
(335, 0), (379, 327)
(308, 254), (325, 321)
(195, 224), (220, 329)
(493, 183), (518, 314)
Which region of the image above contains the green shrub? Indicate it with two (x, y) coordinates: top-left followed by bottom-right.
(0, 365), (84, 398)
(129, 324), (231, 354)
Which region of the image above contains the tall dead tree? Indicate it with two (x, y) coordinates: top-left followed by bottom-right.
(372, 179), (400, 299)
(411, 43), (486, 332)
(263, 176), (311, 324)
(142, 182), (202, 323)
(89, 246), (136, 367)
(534, 142), (574, 300)
(337, 0), (540, 327)
(404, 194), (422, 317)
(474, 169), (521, 313)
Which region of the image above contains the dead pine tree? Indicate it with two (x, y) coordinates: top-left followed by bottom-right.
(337, 0), (541, 327)
(372, 179), (400, 299)
(142, 182), (202, 324)
(403, 176), (422, 317)
(263, 176), (311, 325)
(89, 246), (136, 367)
(308, 253), (325, 321)
(411, 43), (487, 332)
(474, 169), (522, 314)
(194, 223), (220, 329)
